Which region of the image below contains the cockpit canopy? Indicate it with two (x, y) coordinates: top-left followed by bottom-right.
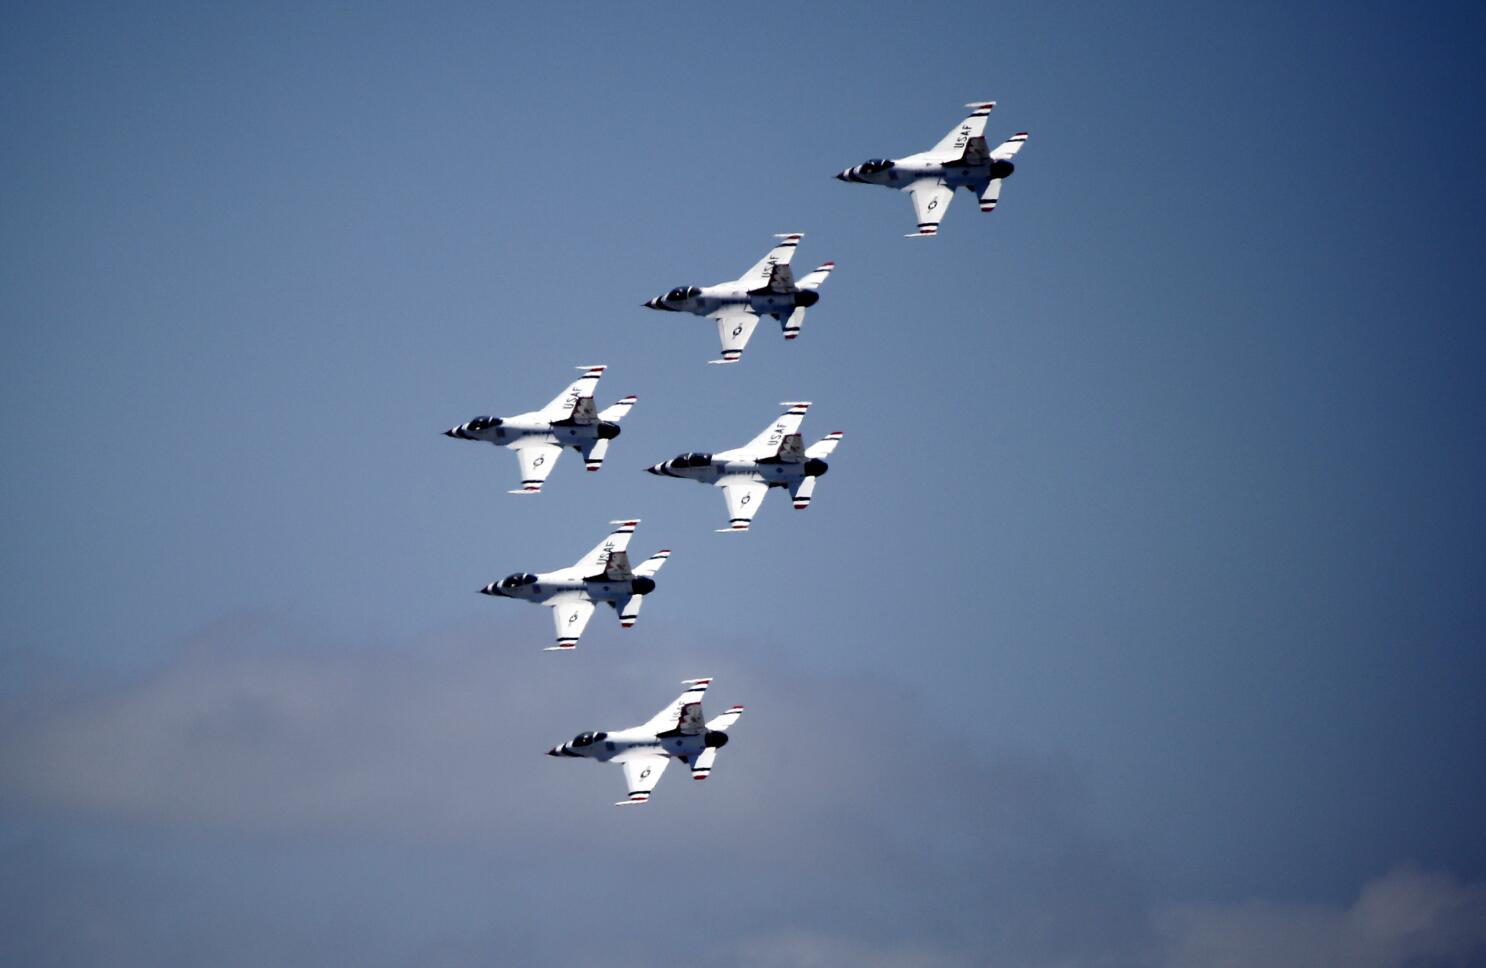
(860, 158), (895, 174)
(666, 286), (702, 302)
(499, 572), (539, 589)
(671, 452), (713, 468)
(570, 731), (608, 748)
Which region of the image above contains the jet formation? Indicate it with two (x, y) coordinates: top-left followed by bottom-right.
(548, 678), (745, 805)
(444, 365), (636, 493)
(440, 99), (1028, 804)
(646, 402), (843, 532)
(643, 233), (834, 364)
(480, 519), (670, 651)
(836, 101), (1029, 237)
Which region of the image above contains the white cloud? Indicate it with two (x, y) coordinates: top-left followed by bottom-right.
(1158, 867), (1486, 968)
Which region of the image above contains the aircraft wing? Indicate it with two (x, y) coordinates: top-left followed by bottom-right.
(928, 101), (995, 159)
(905, 178), (954, 238)
(510, 440), (563, 494)
(709, 306), (760, 365)
(751, 261), (797, 295)
(572, 520), (639, 579)
(538, 365), (607, 420)
(616, 754), (669, 805)
(741, 402), (812, 457)
(735, 233), (802, 288)
(717, 476), (768, 532)
(640, 678), (712, 736)
(546, 595), (595, 651)
(592, 548), (633, 582)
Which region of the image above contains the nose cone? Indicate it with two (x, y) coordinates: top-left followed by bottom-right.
(645, 463), (663, 475)
(479, 584), (502, 596)
(546, 746), (562, 757)
(835, 170), (849, 181)
(643, 297), (661, 310)
(443, 428), (456, 437)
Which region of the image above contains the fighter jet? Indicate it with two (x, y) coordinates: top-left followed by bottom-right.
(479, 519), (670, 651)
(547, 678), (745, 805)
(646, 402), (843, 532)
(643, 233), (834, 364)
(835, 101), (1029, 238)
(444, 365), (637, 494)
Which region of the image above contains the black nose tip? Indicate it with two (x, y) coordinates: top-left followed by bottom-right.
(835, 171), (848, 181)
(546, 747), (560, 757)
(443, 429), (456, 437)
(480, 585), (498, 596)
(645, 465), (661, 475)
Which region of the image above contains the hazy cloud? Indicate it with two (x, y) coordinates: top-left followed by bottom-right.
(3, 620), (1482, 967)
(1157, 867), (1486, 968)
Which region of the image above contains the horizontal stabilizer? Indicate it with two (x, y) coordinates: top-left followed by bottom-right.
(795, 261), (835, 291)
(804, 431), (843, 459)
(634, 548), (671, 578)
(581, 437), (610, 472)
(598, 395), (637, 422)
(789, 475), (817, 510)
(990, 131), (1029, 162)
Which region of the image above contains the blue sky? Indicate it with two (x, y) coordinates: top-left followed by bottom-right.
(3, 1), (1485, 965)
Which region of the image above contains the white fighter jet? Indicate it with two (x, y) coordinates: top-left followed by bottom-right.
(547, 677), (745, 805)
(479, 519), (670, 651)
(645, 402), (843, 532)
(835, 101), (1029, 238)
(642, 233), (835, 364)
(444, 365), (637, 494)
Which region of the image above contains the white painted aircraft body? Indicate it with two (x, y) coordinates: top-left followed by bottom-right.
(480, 519), (670, 651)
(444, 365), (636, 493)
(548, 678), (745, 805)
(836, 101), (1029, 237)
(643, 233), (834, 364)
(646, 402), (843, 532)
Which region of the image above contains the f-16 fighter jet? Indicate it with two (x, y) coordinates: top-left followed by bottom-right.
(547, 678), (745, 805)
(479, 519), (670, 651)
(642, 233), (834, 364)
(444, 365), (637, 494)
(835, 101), (1029, 238)
(646, 402), (843, 532)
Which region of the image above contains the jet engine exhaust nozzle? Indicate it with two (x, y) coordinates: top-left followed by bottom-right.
(704, 730), (730, 749)
(631, 576), (657, 596)
(804, 458), (829, 477)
